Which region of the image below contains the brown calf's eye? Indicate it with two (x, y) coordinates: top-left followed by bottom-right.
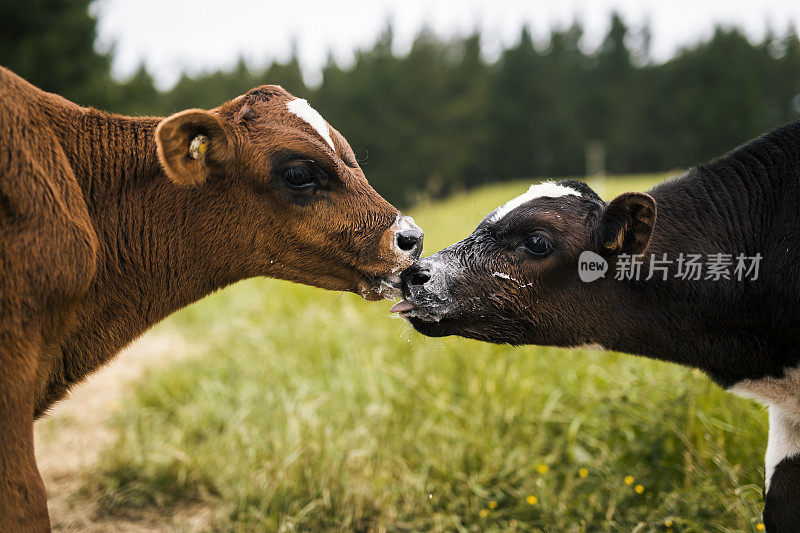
(281, 160), (331, 193)
(283, 163), (317, 190)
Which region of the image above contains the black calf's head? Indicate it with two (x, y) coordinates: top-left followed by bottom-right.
(395, 180), (656, 345)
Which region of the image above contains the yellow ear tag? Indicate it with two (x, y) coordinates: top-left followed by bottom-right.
(189, 135), (209, 160)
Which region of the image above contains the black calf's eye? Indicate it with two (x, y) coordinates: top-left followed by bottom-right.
(524, 233), (552, 257)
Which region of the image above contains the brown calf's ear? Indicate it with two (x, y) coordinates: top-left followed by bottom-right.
(155, 109), (233, 185)
(594, 192), (657, 256)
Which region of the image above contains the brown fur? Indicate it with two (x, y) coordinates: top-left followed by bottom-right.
(0, 67), (415, 531)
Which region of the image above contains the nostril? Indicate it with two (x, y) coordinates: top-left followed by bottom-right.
(397, 233), (416, 251)
(407, 270), (431, 286)
(396, 229), (422, 253)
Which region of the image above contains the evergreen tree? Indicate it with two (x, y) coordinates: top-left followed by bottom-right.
(489, 27), (547, 179)
(0, 0), (113, 106)
(112, 64), (160, 116)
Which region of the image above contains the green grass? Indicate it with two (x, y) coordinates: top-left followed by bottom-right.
(88, 173), (768, 532)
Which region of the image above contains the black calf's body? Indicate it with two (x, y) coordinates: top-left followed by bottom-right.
(397, 121), (800, 530)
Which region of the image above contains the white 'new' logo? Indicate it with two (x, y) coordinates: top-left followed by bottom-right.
(578, 251), (608, 282)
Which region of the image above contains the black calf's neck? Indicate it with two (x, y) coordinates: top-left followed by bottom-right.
(589, 121), (800, 387)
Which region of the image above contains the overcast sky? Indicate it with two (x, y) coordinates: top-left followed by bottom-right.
(93, 0), (800, 90)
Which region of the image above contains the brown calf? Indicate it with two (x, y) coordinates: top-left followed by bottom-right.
(0, 66), (421, 531)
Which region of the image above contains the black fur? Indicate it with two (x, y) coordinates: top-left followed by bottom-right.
(764, 455), (800, 532)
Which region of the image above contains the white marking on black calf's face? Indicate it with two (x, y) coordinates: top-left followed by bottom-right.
(490, 181), (582, 222)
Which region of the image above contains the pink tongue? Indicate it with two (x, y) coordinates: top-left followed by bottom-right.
(390, 300), (415, 313)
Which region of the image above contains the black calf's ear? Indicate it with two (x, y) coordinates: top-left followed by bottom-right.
(594, 192), (657, 256)
(156, 109), (233, 186)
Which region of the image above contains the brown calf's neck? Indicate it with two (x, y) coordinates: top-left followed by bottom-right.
(37, 106), (253, 412)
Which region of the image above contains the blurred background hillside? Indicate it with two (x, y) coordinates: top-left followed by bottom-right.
(3, 0), (800, 205)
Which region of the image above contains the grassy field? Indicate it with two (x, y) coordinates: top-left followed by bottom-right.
(86, 174), (768, 532)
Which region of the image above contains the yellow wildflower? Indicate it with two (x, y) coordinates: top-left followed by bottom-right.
(526, 495), (538, 505)
(634, 484), (644, 494)
(578, 468), (588, 478)
(479, 509), (489, 518)
(624, 475), (634, 485)
(664, 519), (673, 527)
(537, 464), (549, 474)
(489, 501), (498, 509)
(757, 524), (765, 531)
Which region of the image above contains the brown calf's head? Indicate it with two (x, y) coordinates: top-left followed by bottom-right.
(155, 85), (422, 300)
(395, 180), (656, 344)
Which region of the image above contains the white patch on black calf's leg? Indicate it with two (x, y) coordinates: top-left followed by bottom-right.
(728, 370), (800, 530)
(766, 408), (800, 491)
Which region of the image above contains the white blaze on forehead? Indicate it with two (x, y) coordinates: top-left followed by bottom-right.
(286, 98), (336, 151)
(490, 181), (581, 222)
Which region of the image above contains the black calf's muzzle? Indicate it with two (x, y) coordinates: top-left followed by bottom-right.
(400, 256), (456, 313)
(402, 261), (431, 289)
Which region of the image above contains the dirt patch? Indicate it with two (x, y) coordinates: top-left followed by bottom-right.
(34, 331), (213, 532)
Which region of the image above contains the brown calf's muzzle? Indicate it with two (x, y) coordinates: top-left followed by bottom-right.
(357, 214), (423, 300)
